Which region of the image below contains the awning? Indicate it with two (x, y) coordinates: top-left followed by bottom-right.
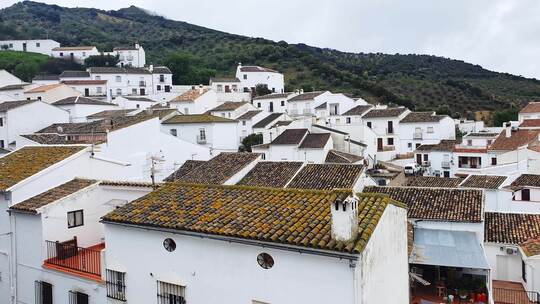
(410, 228), (490, 269)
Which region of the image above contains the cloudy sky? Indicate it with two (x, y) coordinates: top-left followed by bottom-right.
(1, 0), (539, 79)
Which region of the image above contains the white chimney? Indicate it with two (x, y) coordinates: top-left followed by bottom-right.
(331, 194), (359, 242)
(198, 84), (204, 94)
(505, 122), (512, 138)
(149, 64), (154, 72)
(135, 43), (140, 49)
(300, 89), (304, 94)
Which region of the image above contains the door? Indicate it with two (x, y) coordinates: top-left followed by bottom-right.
(377, 138), (383, 151)
(497, 255), (510, 281)
(269, 102), (274, 112)
(416, 154), (422, 165)
(443, 171), (450, 178)
(140, 88), (145, 95)
(387, 121), (393, 134)
(23, 43), (27, 52)
(165, 85), (171, 92)
(84, 88), (89, 97)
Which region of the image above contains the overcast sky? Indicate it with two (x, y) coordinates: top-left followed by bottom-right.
(2, 0), (539, 79)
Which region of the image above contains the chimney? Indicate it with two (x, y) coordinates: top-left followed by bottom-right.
(198, 84), (204, 94)
(135, 43), (140, 49)
(505, 122), (512, 138)
(330, 194), (359, 242)
(149, 64), (154, 72)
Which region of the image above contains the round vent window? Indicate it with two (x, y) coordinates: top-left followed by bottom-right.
(257, 253), (274, 269)
(163, 238), (176, 252)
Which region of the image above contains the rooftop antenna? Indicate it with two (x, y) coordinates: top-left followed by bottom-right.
(148, 152), (165, 189)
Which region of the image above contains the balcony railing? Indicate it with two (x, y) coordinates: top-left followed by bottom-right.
(377, 146), (395, 152)
(413, 132), (422, 140)
(196, 135), (207, 144)
(45, 238), (102, 277)
(458, 163), (480, 169)
(441, 161), (451, 168)
(493, 288), (539, 304)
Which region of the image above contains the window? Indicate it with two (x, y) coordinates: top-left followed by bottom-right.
(423, 154), (429, 161)
(157, 281), (185, 304)
(82, 52), (86, 57)
(367, 121), (372, 128)
(106, 269), (126, 301)
(216, 84), (223, 92)
(407, 142), (412, 148)
(165, 85), (171, 93)
(116, 88), (122, 96)
(67, 210), (84, 228)
(199, 128), (206, 141)
(36, 42), (40, 47)
(60, 52), (63, 57)
(346, 117), (351, 124)
(243, 74), (247, 80)
(491, 157), (497, 166)
(95, 76), (101, 80)
(257, 253), (274, 269)
(8, 43), (13, 48)
(37, 96), (42, 101)
(170, 129), (177, 137)
(427, 127), (434, 133)
(487, 139), (492, 145)
(159, 74), (165, 82)
(522, 189), (531, 201)
(387, 137), (394, 145)
(96, 87), (102, 94)
(467, 140), (472, 146)
(416, 143), (421, 148)
(232, 85), (237, 91)
(0, 118), (3, 126)
(280, 100), (285, 106)
(227, 113), (231, 118)
(157, 85), (162, 91)
(257, 102), (261, 108)
(69, 291), (88, 304)
(116, 76), (122, 83)
(35, 281), (53, 304)
(242, 121), (246, 126)
(443, 171), (450, 178)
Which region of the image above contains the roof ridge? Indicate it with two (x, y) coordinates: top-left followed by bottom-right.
(170, 181), (353, 195)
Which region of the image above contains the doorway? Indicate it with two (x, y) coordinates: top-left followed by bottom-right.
(377, 138), (383, 151)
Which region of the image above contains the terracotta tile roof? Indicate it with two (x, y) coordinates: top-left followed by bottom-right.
(209, 102), (248, 112)
(288, 91), (325, 102)
(172, 152), (261, 184)
(460, 175), (507, 189)
(209, 77), (240, 83)
(363, 107), (408, 118)
(520, 102), (540, 114)
(162, 114), (236, 124)
(400, 112), (447, 123)
(102, 183), (404, 254)
(38, 114), (157, 135)
(25, 83), (64, 93)
(489, 130), (540, 151)
(10, 178), (98, 213)
(62, 80), (107, 85)
(298, 133), (331, 149)
(99, 180), (156, 188)
(520, 237), (540, 257)
(237, 110), (262, 120)
(59, 70), (90, 78)
(0, 83), (28, 91)
(52, 96), (115, 106)
(164, 160), (206, 182)
(32, 74), (59, 81)
(520, 119), (540, 128)
(88, 67), (151, 75)
(123, 96), (154, 102)
(86, 109), (137, 119)
(485, 212), (540, 244)
(0, 100), (36, 112)
(270, 120), (293, 128)
(237, 161), (303, 187)
(252, 93), (291, 100)
(402, 176), (462, 188)
(465, 132), (500, 138)
(325, 150), (364, 164)
(151, 66), (172, 74)
(510, 174), (540, 188)
(342, 105), (373, 116)
(53, 46), (95, 51)
(287, 164), (364, 190)
(0, 146), (85, 190)
(252, 113), (283, 128)
(364, 186), (483, 222)
(415, 140), (458, 152)
(171, 88), (210, 102)
(21, 134), (102, 145)
(271, 129), (308, 145)
(239, 66), (278, 73)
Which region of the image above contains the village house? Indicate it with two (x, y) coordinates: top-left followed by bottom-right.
(51, 96), (118, 122)
(0, 100), (69, 150)
(251, 112), (288, 142)
(252, 92), (296, 113)
(161, 114), (240, 153)
(0, 39), (60, 55)
(397, 111), (455, 155)
(24, 83), (82, 103)
(502, 174), (540, 213)
(88, 67), (154, 97)
(519, 102), (540, 123)
(112, 43), (147, 68)
(209, 77), (251, 102)
(101, 183), (408, 304)
(236, 109), (265, 142)
(235, 63), (285, 94)
(169, 86), (218, 114)
(362, 106), (410, 161)
(207, 101), (256, 119)
(51, 46), (100, 64)
(115, 96), (157, 109)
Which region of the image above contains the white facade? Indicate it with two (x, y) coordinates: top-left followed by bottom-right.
(0, 39), (60, 55)
(236, 64), (285, 94)
(252, 93), (296, 114)
(169, 89), (219, 115)
(0, 101), (69, 150)
(24, 84), (82, 104)
(0, 70), (24, 87)
(55, 103), (118, 123)
(89, 68), (165, 97)
(114, 44), (146, 68)
(51, 46), (100, 64)
(63, 81), (108, 97)
(397, 116), (455, 154)
(114, 96), (156, 110)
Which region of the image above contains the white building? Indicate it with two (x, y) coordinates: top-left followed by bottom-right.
(51, 96), (118, 122)
(0, 69), (24, 87)
(236, 63), (285, 94)
(88, 67), (154, 97)
(397, 111), (455, 155)
(101, 184), (408, 304)
(51, 46), (100, 64)
(62, 80), (108, 97)
(209, 77), (251, 102)
(161, 114), (240, 153)
(0, 100), (69, 150)
(169, 87), (218, 114)
(115, 96), (156, 110)
(236, 110), (265, 142)
(113, 43), (146, 68)
(519, 102), (540, 123)
(362, 107), (410, 161)
(208, 101), (257, 119)
(0, 83), (28, 100)
(0, 39), (60, 55)
(252, 92), (295, 114)
(24, 83), (82, 104)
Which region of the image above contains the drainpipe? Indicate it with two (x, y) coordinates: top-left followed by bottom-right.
(351, 259), (359, 304)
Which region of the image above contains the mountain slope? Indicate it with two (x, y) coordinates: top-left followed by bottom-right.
(1, 1), (539, 118)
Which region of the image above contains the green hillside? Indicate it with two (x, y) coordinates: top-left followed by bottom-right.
(1, 1), (539, 118)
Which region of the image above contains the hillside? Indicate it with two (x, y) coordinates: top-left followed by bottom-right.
(1, 1), (539, 118)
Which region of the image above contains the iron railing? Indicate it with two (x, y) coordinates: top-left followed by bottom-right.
(493, 287), (540, 303)
(69, 290), (89, 304)
(45, 238), (101, 276)
(106, 269), (126, 301)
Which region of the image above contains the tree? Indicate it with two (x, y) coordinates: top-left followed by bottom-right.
(164, 52), (216, 85)
(254, 84), (271, 97)
(84, 54), (120, 67)
(492, 108), (518, 127)
(40, 58), (85, 75)
(240, 134), (263, 152)
(14, 62), (39, 82)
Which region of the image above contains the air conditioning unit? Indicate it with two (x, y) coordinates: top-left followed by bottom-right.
(506, 247), (518, 255)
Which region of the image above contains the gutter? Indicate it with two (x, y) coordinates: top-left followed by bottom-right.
(102, 220), (359, 261)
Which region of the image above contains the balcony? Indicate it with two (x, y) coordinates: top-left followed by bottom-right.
(44, 238), (103, 282)
(196, 135), (207, 144)
(441, 161), (451, 169)
(377, 146), (395, 152)
(414, 132), (423, 140)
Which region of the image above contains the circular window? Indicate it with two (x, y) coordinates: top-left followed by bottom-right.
(163, 238), (176, 252)
(257, 253), (274, 269)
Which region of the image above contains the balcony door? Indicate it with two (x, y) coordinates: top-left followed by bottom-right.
(377, 138), (383, 151)
(140, 88), (145, 95)
(387, 121), (393, 134)
(269, 102), (274, 112)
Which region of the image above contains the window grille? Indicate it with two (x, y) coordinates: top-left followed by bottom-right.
(69, 290), (89, 304)
(35, 281), (53, 304)
(157, 281), (186, 304)
(106, 269), (126, 301)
